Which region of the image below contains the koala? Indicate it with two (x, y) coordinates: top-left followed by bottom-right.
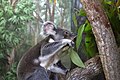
(17, 21), (76, 80)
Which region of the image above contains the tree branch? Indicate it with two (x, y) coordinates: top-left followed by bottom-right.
(80, 0), (120, 80)
(66, 56), (102, 80)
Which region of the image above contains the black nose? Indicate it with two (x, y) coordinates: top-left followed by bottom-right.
(71, 41), (75, 48)
(71, 34), (77, 41)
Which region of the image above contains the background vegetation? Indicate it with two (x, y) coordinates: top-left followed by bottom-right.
(0, 0), (71, 79)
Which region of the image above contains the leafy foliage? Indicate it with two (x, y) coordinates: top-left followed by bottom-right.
(70, 9), (86, 68)
(84, 21), (97, 57)
(0, 0), (35, 54)
(72, 7), (98, 60)
(71, 0), (120, 68)
(3, 63), (17, 80)
(76, 24), (85, 50)
(0, 0), (35, 78)
(72, 13), (78, 28)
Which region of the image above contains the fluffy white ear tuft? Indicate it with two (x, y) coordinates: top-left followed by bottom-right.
(42, 21), (56, 36)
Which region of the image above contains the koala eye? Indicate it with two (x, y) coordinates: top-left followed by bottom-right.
(64, 31), (69, 35)
(64, 31), (69, 38)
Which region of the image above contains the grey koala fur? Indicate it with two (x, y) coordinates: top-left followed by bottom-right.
(17, 21), (76, 80)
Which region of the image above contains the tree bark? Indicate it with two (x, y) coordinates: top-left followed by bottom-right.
(66, 56), (102, 80)
(80, 0), (120, 80)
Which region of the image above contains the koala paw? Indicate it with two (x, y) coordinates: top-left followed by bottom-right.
(61, 39), (74, 47)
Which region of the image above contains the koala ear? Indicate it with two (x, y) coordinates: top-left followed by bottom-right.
(44, 21), (56, 32)
(41, 21), (57, 36)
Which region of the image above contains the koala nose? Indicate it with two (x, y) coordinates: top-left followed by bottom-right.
(70, 34), (77, 41)
(71, 41), (75, 48)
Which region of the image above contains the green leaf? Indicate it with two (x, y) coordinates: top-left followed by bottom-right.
(0, 27), (4, 32)
(79, 9), (86, 16)
(85, 34), (97, 57)
(0, 17), (6, 26)
(84, 21), (92, 32)
(0, 10), (3, 17)
(76, 24), (85, 50)
(72, 13), (78, 27)
(61, 53), (71, 69)
(105, 1), (113, 5)
(70, 49), (85, 68)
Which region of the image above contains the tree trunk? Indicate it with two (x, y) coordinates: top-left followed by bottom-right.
(80, 0), (120, 80)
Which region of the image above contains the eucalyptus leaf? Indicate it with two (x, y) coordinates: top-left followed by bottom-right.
(84, 21), (92, 32)
(72, 14), (78, 27)
(79, 9), (86, 16)
(0, 27), (4, 32)
(70, 49), (85, 68)
(105, 1), (113, 5)
(0, 10), (3, 17)
(76, 24), (85, 50)
(61, 52), (71, 69)
(85, 30), (97, 57)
